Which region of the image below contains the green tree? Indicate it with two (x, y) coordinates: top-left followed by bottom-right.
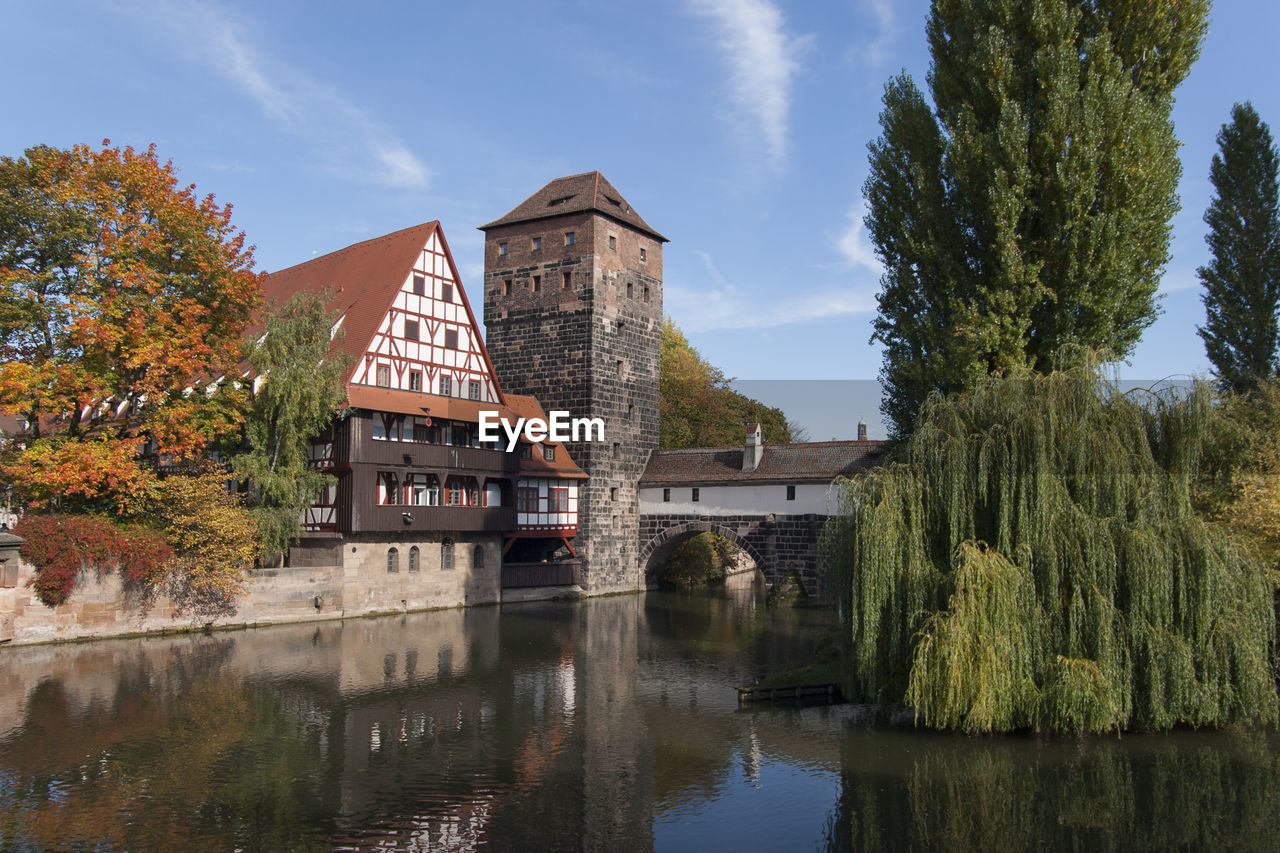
(233, 290), (349, 562)
(1198, 102), (1280, 392)
(825, 367), (1276, 733)
(659, 317), (792, 448)
(866, 0), (1209, 438)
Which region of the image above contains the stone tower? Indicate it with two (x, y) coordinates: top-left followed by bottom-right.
(480, 172), (665, 593)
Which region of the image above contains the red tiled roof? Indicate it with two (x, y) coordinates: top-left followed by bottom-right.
(254, 222), (504, 403)
(479, 171), (668, 242)
(504, 394), (588, 479)
(344, 386), (510, 423)
(640, 441), (887, 486)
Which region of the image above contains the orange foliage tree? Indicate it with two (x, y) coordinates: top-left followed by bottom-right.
(0, 140), (259, 509)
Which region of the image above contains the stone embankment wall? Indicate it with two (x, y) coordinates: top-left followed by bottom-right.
(0, 533), (502, 647)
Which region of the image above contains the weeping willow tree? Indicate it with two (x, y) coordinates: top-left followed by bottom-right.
(825, 368), (1278, 733)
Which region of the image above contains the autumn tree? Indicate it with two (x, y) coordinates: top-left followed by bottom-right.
(866, 1), (1209, 437)
(659, 318), (792, 448)
(234, 290), (349, 562)
(1198, 102), (1280, 392)
(0, 141), (259, 508)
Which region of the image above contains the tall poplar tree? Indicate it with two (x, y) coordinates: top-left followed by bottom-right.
(1198, 102), (1280, 392)
(866, 0), (1209, 437)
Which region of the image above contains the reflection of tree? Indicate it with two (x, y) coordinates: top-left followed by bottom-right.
(0, 671), (330, 852)
(825, 728), (1280, 851)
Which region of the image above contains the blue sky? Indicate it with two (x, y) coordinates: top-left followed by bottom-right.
(5, 1), (1279, 436)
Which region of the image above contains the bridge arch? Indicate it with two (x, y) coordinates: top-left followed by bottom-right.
(639, 520), (766, 585)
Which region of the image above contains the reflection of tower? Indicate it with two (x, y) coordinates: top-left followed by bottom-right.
(481, 173), (665, 593)
(576, 595), (654, 849)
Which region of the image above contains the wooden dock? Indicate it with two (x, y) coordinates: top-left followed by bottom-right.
(737, 682), (843, 705)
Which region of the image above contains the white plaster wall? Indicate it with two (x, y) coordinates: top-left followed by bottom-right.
(638, 482), (835, 516)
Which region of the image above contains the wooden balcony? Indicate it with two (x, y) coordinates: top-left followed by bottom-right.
(351, 439), (518, 476)
(501, 560), (582, 588)
(353, 504), (516, 534)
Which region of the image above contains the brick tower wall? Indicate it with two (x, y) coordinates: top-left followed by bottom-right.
(483, 211), (662, 593)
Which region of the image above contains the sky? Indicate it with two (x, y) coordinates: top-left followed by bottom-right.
(5, 0), (1279, 439)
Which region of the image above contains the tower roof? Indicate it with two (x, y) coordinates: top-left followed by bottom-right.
(479, 171), (668, 242)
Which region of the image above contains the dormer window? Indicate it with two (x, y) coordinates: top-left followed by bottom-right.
(543, 445), (556, 462)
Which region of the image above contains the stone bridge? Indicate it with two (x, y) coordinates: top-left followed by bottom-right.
(636, 428), (887, 601)
(638, 512), (829, 598)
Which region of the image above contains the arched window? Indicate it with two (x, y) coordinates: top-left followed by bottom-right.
(387, 547), (399, 574)
(408, 546), (420, 573)
(441, 538), (454, 571)
(473, 545), (485, 571)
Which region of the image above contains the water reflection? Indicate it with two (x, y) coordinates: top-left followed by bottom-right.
(1, 585), (1277, 851)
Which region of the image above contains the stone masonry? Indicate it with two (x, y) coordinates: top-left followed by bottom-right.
(481, 174), (664, 594)
(638, 512), (829, 599)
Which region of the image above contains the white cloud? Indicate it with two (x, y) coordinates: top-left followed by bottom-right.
(125, 0), (429, 189)
(834, 198), (883, 275)
(690, 0), (807, 168)
(850, 0), (896, 67)
(668, 251), (876, 332)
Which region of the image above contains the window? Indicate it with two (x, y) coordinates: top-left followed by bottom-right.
(532, 236), (542, 250)
(441, 539), (454, 571)
(643, 285), (650, 303)
(786, 485), (796, 501)
(610, 486), (617, 501)
(445, 477), (477, 506)
(409, 370), (422, 391)
(445, 329), (459, 349)
(378, 472), (400, 505)
(640, 247), (647, 262)
(628, 404), (635, 421)
(376, 365), (390, 387)
(407, 474), (439, 506)
(498, 242), (508, 256)
(413, 274), (425, 295)
(442, 283), (453, 302)
(387, 547), (399, 574)
(562, 271), (572, 289)
(408, 546), (420, 573)
(518, 443), (532, 460)
(609, 235), (616, 250)
(543, 445), (556, 461)
(404, 320), (419, 341)
(549, 487), (569, 512)
(474, 545), (486, 570)
(503, 279), (512, 296)
(565, 231), (575, 246)
(532, 275), (541, 293)
(663, 488), (671, 502)
(518, 486), (539, 512)
(439, 375), (452, 396)
(692, 488), (700, 502)
(626, 282), (633, 298)
(612, 442), (620, 460)
(469, 380), (480, 400)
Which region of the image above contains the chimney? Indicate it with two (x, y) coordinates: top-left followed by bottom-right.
(743, 422), (762, 472)
(857, 420), (868, 441)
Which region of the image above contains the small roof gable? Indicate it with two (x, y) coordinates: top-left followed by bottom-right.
(479, 171), (667, 242)
(640, 441), (888, 487)
(505, 394), (589, 479)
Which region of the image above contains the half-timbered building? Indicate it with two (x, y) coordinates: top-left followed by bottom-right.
(259, 222), (585, 609)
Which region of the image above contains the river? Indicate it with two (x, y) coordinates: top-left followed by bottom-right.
(1, 578), (1278, 851)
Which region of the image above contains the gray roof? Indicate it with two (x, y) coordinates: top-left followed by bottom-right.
(479, 171), (667, 242)
(640, 441), (887, 486)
